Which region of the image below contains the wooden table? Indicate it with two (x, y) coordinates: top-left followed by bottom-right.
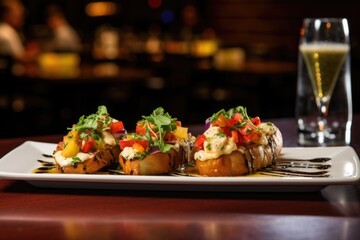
(1, 116), (360, 239)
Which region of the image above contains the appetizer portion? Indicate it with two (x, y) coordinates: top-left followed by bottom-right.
(119, 107), (192, 175)
(193, 106), (283, 176)
(53, 105), (126, 174)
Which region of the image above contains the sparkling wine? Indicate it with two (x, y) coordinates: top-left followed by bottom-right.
(300, 43), (349, 103)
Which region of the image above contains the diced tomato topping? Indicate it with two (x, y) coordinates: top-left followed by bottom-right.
(238, 123), (254, 136)
(110, 121), (124, 134)
(82, 141), (93, 153)
(237, 134), (251, 145)
(251, 116), (261, 126)
(213, 113), (243, 127)
(231, 130), (238, 143)
(232, 113), (243, 122)
(119, 139), (135, 150)
(174, 121), (182, 127)
(135, 139), (149, 149)
(119, 138), (149, 150)
(194, 134), (206, 148)
(251, 130), (262, 142)
(81, 135), (95, 153)
(136, 125), (146, 136)
(136, 124), (158, 138)
(223, 126), (231, 137)
(236, 122), (258, 145)
(164, 132), (177, 142)
(194, 134), (206, 150)
(227, 118), (238, 127)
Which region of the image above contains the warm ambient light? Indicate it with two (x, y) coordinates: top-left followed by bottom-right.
(85, 2), (117, 17)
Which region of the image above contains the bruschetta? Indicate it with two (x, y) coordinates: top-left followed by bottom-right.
(193, 106), (283, 176)
(53, 105), (126, 174)
(118, 107), (192, 175)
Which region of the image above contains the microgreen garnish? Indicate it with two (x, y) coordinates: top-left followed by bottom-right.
(69, 105), (112, 132)
(140, 107), (177, 153)
(210, 106), (249, 123)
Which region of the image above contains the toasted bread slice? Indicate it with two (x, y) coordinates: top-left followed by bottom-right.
(195, 127), (282, 176)
(119, 148), (181, 175)
(55, 145), (120, 174)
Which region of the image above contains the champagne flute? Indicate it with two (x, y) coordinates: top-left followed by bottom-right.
(298, 18), (351, 145)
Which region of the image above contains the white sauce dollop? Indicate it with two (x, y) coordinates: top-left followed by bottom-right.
(54, 129), (117, 167)
(120, 147), (139, 160)
(194, 122), (277, 161)
(54, 151), (94, 167)
(194, 126), (237, 161)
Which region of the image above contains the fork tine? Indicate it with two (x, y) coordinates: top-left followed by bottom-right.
(259, 170), (330, 178)
(274, 163), (331, 170)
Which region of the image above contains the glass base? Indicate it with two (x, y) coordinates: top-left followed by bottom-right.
(298, 130), (350, 146)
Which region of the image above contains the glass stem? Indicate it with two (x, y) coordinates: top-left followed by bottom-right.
(318, 99), (329, 131)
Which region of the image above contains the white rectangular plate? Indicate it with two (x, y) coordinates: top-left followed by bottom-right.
(0, 141), (359, 192)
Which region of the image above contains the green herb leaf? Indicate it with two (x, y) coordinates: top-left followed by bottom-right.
(155, 115), (172, 125)
(69, 105), (112, 132)
(140, 107), (177, 153)
(71, 157), (82, 167)
(215, 133), (226, 138)
(210, 106), (251, 123)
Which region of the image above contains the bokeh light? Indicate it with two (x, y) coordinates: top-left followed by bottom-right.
(161, 9), (174, 24)
(85, 2), (117, 17)
(148, 0), (162, 9)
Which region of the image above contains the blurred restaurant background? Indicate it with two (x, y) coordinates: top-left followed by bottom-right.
(1, 0), (359, 138)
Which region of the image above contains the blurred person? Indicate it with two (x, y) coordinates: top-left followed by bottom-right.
(0, 0), (37, 62)
(180, 4), (200, 41)
(45, 4), (81, 52)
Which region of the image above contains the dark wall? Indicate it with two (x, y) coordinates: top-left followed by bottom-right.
(206, 0), (359, 114)
(208, 0), (360, 52)
(2, 0), (358, 138)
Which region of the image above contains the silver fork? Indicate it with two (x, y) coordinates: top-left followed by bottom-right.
(273, 163), (331, 170)
(259, 170), (330, 178)
(277, 157), (331, 163)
